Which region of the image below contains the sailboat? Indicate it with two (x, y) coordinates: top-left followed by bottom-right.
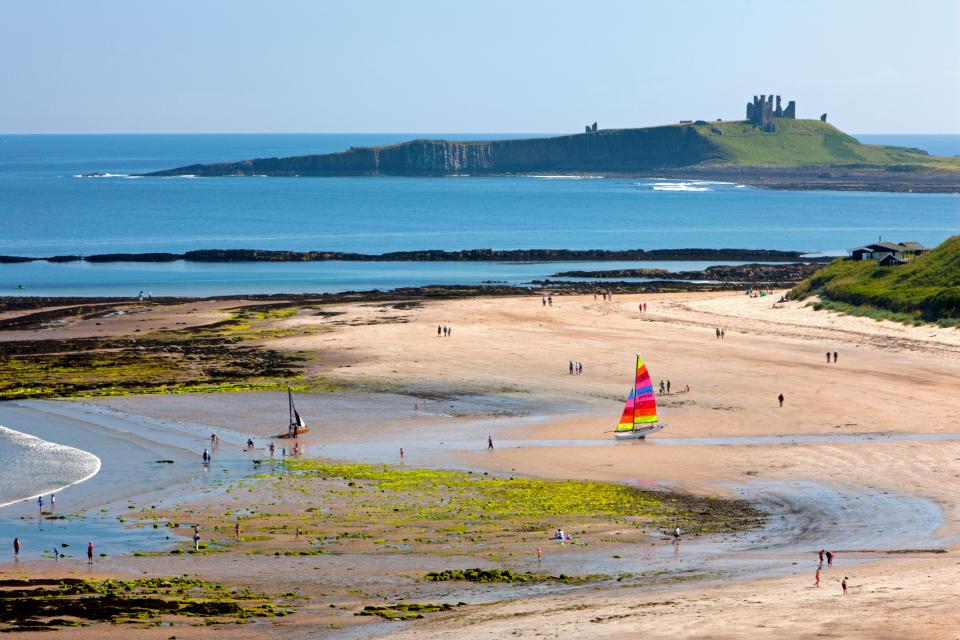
(613, 354), (665, 440)
(277, 387), (309, 438)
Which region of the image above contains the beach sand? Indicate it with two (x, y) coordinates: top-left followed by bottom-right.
(1, 290), (959, 638)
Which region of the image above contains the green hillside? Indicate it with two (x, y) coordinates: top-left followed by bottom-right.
(691, 119), (960, 169)
(791, 236), (960, 324)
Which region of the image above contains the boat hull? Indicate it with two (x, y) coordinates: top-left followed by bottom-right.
(613, 424), (664, 440)
(277, 427), (310, 439)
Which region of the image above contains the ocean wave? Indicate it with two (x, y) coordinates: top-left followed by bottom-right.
(73, 172), (129, 178)
(649, 182), (712, 192)
(522, 175), (604, 179)
(0, 425), (101, 508)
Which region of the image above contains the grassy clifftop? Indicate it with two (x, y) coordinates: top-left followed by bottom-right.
(791, 236), (960, 325)
(692, 119), (960, 169)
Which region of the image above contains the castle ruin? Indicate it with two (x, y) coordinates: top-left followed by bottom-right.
(746, 95), (796, 131)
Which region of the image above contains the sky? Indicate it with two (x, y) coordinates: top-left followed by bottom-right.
(2, 0), (959, 134)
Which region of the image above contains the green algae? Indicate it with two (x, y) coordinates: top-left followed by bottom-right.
(355, 602), (458, 620)
(424, 568), (602, 583)
(0, 577), (292, 632)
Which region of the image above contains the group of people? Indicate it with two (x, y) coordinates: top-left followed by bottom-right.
(540, 295), (553, 306)
(36, 493), (55, 512)
(715, 327), (726, 339)
(136, 290), (153, 301)
(437, 325), (453, 337)
(13, 536), (95, 564)
(638, 302), (649, 312)
(825, 351), (839, 363)
(568, 360), (584, 375)
(594, 291), (614, 301)
(551, 528), (572, 541)
(813, 550), (849, 595)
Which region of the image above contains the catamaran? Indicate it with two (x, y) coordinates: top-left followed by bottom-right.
(278, 387), (309, 438)
(613, 354), (665, 440)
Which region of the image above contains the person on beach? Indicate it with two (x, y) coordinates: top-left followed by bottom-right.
(826, 550), (834, 566)
(842, 576), (848, 595)
(400, 447), (405, 463)
(295, 527), (302, 540)
(50, 494), (55, 510)
(833, 351), (838, 363)
(437, 325), (442, 337)
(819, 549), (825, 565)
(37, 496), (43, 512)
(721, 328), (725, 340)
(666, 380), (671, 394)
(826, 352), (831, 363)
(815, 566), (821, 587)
(487, 435), (494, 450)
(202, 449), (210, 464)
(193, 527), (200, 551)
(537, 546), (542, 561)
(778, 393), (784, 408)
(269, 442), (275, 459)
(659, 380), (665, 395)
(716, 327), (721, 339)
(548, 296), (553, 306)
(53, 546), (60, 560)
(235, 521), (241, 540)
(644, 302), (647, 312)
(87, 541), (94, 564)
(569, 360), (574, 375)
(13, 537), (20, 559)
(673, 526), (681, 543)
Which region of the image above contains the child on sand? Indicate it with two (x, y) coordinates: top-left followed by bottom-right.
(815, 566), (821, 587)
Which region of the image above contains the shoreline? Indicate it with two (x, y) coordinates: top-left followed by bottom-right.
(0, 423), (102, 508)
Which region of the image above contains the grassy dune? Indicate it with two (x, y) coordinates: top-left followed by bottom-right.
(791, 236), (960, 325)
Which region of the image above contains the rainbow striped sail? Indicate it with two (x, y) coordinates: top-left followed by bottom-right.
(616, 354), (658, 432)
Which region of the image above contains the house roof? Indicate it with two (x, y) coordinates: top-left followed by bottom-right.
(899, 241), (927, 250)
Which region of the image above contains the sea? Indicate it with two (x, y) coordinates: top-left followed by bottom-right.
(0, 133), (957, 297)
(0, 132), (958, 510)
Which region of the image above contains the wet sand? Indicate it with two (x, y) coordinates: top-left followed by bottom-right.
(1, 290), (958, 637)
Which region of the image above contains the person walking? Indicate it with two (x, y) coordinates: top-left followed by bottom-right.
(537, 546), (543, 561)
(778, 393), (784, 408)
(819, 549), (825, 565)
(50, 494), (55, 511)
(87, 541), (94, 564)
(437, 325), (442, 337)
(841, 576), (848, 595)
(235, 521), (241, 540)
(721, 328), (725, 340)
(666, 380), (671, 394)
(815, 566), (821, 587)
(569, 360), (574, 375)
(487, 435), (494, 450)
(400, 447), (405, 463)
(269, 442), (275, 459)
(193, 528), (201, 551)
(13, 537), (20, 559)
(833, 351), (838, 363)
(826, 352), (831, 363)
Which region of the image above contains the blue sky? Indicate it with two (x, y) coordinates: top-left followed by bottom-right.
(2, 0), (958, 133)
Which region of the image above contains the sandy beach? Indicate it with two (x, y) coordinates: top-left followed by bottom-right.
(1, 290), (959, 638)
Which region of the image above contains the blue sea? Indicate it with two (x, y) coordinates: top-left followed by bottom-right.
(0, 133), (957, 297)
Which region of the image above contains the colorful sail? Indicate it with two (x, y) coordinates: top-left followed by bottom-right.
(616, 355), (658, 431)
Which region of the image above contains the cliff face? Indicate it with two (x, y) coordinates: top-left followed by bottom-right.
(142, 120), (960, 189)
(146, 126), (721, 177)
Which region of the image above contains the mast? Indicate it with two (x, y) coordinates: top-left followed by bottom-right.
(288, 387), (294, 425)
(632, 353), (639, 430)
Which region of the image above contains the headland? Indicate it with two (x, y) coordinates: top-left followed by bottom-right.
(140, 98), (960, 192)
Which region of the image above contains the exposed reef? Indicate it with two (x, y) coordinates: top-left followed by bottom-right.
(1, 247), (824, 264)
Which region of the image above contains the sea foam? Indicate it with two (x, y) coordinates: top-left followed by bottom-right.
(0, 425), (101, 508)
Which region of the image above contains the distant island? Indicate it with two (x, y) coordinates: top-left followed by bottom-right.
(142, 95), (960, 192)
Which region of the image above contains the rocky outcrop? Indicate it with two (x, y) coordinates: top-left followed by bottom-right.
(1, 248), (822, 264)
(145, 127), (720, 177)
